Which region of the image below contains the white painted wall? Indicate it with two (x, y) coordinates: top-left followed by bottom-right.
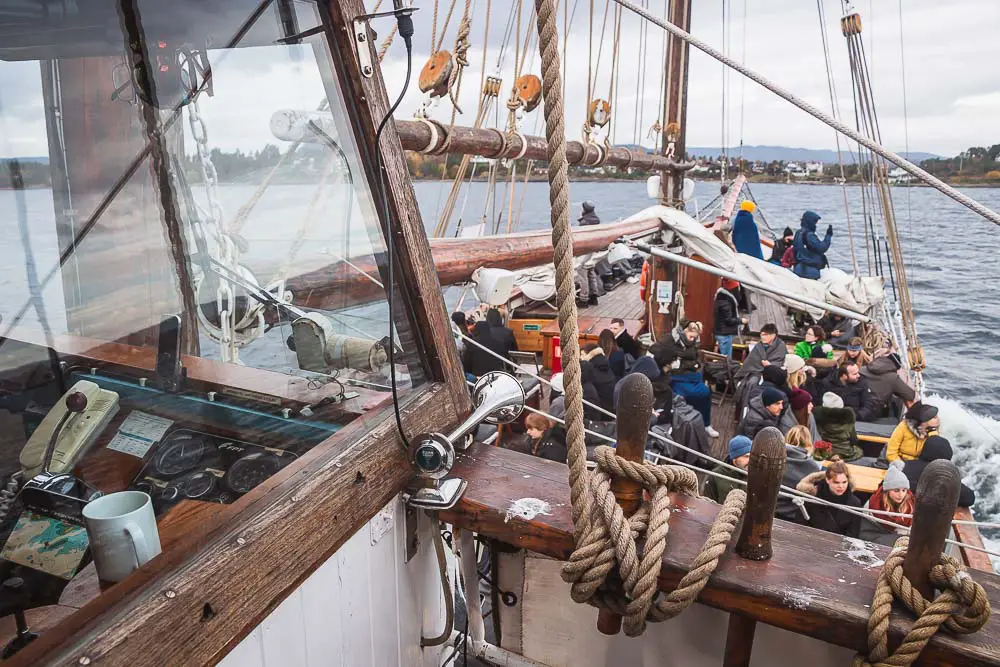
(502, 552), (855, 667)
(218, 496), (446, 667)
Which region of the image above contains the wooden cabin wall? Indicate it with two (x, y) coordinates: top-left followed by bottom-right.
(217, 496), (447, 667)
(678, 258), (721, 350)
(501, 552), (855, 667)
(41, 57), (187, 349)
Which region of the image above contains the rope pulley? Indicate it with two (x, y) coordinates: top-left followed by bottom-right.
(515, 74), (543, 112)
(841, 13), (862, 36)
(418, 51), (454, 97)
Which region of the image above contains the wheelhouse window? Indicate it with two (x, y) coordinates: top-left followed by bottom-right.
(0, 0), (421, 600)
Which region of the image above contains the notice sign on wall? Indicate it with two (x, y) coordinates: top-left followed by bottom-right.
(656, 280), (673, 314)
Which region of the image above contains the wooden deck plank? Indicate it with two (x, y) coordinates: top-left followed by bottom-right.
(441, 443), (1000, 667)
(748, 294), (796, 338)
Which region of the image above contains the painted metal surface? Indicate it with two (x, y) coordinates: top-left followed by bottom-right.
(218, 496), (445, 667)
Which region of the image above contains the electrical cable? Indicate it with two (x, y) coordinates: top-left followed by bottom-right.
(373, 7), (416, 450)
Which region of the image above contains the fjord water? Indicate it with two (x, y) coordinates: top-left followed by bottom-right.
(414, 178), (1000, 558)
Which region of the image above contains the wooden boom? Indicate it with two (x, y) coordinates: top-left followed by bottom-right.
(281, 215), (662, 311)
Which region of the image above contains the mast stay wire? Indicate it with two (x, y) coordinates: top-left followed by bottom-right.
(736, 0), (747, 167)
(604, 0), (1000, 230)
(815, 0), (860, 275)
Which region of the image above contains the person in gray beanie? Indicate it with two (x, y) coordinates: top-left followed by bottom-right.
(859, 460), (914, 547)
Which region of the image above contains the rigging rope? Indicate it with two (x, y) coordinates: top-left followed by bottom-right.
(852, 538), (990, 667)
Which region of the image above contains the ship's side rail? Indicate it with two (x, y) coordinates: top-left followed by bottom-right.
(441, 442), (1000, 667)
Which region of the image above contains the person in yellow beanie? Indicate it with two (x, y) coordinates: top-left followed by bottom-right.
(731, 199), (764, 259)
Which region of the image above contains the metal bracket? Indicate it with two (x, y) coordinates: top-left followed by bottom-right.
(403, 504), (419, 563)
(352, 7), (418, 79)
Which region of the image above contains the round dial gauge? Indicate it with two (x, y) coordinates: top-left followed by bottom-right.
(166, 470), (218, 500)
(224, 453), (282, 495)
(154, 433), (208, 476)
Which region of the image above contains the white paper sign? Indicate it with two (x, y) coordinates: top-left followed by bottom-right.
(106, 410), (174, 458)
(656, 280), (673, 304)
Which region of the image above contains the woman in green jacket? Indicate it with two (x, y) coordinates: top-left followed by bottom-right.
(794, 325), (834, 361)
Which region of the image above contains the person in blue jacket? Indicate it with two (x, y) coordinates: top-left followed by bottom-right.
(792, 210), (833, 280)
(731, 200), (764, 260)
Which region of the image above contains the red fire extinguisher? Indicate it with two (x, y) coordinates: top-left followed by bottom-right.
(551, 336), (562, 373)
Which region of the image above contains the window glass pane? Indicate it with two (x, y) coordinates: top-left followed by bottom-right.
(0, 0), (421, 590)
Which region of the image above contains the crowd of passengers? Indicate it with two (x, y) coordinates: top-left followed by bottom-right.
(462, 303), (975, 545)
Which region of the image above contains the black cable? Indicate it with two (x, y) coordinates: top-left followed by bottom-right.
(373, 9), (415, 449)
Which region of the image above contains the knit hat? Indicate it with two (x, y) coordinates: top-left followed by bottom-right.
(740, 200), (756, 213)
(790, 388), (813, 411)
(822, 392), (844, 409)
(783, 353), (806, 374)
(721, 278), (740, 290)
(762, 365), (788, 386)
(882, 460), (910, 491)
(550, 373), (564, 394)
(905, 402), (938, 423)
(761, 387), (785, 407)
(782, 226), (794, 238)
(729, 435), (752, 461)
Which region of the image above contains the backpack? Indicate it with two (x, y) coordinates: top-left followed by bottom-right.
(781, 244), (796, 268)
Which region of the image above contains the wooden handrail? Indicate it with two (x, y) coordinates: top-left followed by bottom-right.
(440, 443), (1000, 666)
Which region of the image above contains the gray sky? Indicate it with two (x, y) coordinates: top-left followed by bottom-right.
(1, 0), (997, 158)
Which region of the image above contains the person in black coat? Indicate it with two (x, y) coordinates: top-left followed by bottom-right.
(463, 322), (507, 377)
(609, 318), (639, 359)
(713, 278), (746, 359)
(796, 459), (863, 537)
(578, 201), (601, 226)
(485, 308), (517, 359)
(579, 360), (604, 421)
(582, 343), (616, 413)
(903, 436), (976, 507)
(769, 227), (795, 265)
(815, 362), (875, 421)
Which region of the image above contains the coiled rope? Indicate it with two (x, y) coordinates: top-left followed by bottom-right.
(852, 537), (990, 667)
(531, 0), (745, 636)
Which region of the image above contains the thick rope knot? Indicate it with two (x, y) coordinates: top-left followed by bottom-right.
(853, 537), (991, 667)
(447, 9), (472, 114)
(560, 446), (745, 636)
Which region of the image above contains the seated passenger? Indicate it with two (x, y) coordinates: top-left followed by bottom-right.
(581, 343), (616, 413)
(842, 337), (872, 368)
(794, 325), (833, 361)
(736, 323), (786, 378)
(812, 392), (862, 463)
(738, 387), (784, 439)
(705, 435), (751, 503)
(902, 435), (975, 507)
(548, 372), (566, 420)
(503, 413), (555, 457)
(861, 350), (915, 420)
(815, 362), (875, 422)
(859, 461), (913, 547)
(796, 457), (863, 537)
(651, 320), (718, 437)
(776, 426), (822, 524)
(886, 402), (939, 462)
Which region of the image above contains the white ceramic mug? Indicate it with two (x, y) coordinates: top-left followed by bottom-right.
(82, 491), (161, 583)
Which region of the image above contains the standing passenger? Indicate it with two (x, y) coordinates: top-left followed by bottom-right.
(731, 200), (764, 260)
(792, 210), (832, 280)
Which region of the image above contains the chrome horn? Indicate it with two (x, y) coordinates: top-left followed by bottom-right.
(405, 371), (525, 510)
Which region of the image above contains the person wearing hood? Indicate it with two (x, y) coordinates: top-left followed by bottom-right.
(485, 308), (518, 358)
(713, 278), (747, 359)
(902, 435), (975, 507)
(777, 426), (822, 523)
(738, 387), (784, 439)
(736, 323), (786, 378)
(582, 343), (616, 413)
(578, 201), (601, 226)
(769, 226), (795, 265)
(651, 321), (718, 437)
(812, 392), (862, 462)
(705, 435), (752, 503)
(860, 461), (914, 546)
(613, 355), (661, 411)
(886, 401), (940, 462)
(792, 210), (833, 280)
(861, 350), (916, 419)
(796, 457), (863, 537)
(731, 200), (764, 260)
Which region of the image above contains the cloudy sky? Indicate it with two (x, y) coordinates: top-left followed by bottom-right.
(1, 0), (998, 159)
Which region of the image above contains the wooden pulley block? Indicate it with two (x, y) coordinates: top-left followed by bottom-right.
(419, 51), (454, 97)
(588, 99), (611, 128)
(840, 13), (862, 37)
(665, 121), (681, 143)
(515, 74), (543, 112)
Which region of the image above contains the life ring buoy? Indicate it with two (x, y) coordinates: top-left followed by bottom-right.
(639, 260), (650, 303)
